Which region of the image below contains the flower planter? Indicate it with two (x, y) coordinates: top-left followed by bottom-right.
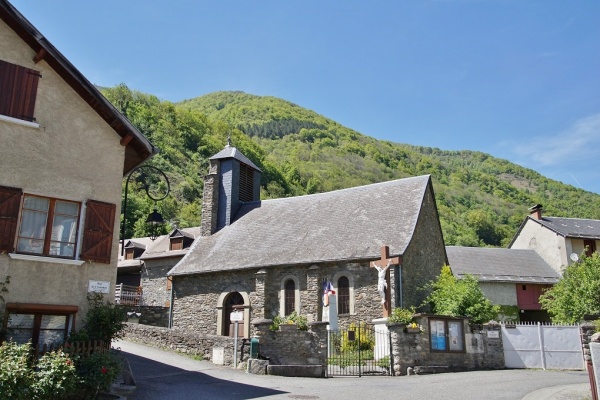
(279, 323), (297, 332)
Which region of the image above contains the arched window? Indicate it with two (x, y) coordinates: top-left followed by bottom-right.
(337, 276), (350, 314)
(284, 279), (295, 316)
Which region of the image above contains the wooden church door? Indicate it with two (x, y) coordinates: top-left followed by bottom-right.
(224, 291), (244, 337)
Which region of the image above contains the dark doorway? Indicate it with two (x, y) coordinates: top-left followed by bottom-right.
(224, 292), (245, 338)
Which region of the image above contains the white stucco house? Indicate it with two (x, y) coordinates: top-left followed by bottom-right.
(0, 0), (154, 347)
(509, 204), (600, 275)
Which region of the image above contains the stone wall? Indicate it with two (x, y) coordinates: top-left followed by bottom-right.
(117, 305), (170, 327)
(252, 320), (328, 366)
(389, 315), (504, 375)
(141, 260), (176, 307)
(122, 323), (247, 366)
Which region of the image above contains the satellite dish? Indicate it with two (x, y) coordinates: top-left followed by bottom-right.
(570, 253), (579, 262)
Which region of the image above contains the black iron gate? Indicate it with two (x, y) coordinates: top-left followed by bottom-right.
(327, 322), (392, 377)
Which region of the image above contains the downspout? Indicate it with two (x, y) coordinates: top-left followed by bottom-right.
(168, 278), (174, 328)
(397, 264), (403, 309)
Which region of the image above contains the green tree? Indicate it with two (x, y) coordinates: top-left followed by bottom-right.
(425, 265), (499, 324)
(539, 253), (600, 323)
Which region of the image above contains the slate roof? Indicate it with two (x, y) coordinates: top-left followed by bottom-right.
(169, 175), (433, 276)
(526, 216), (600, 240)
(446, 246), (560, 284)
(210, 145), (261, 171)
(141, 227), (202, 260)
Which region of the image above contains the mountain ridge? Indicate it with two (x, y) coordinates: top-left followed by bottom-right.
(102, 86), (600, 247)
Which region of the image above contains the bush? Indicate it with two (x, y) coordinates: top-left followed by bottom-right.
(0, 341), (33, 400)
(388, 307), (417, 325)
(33, 350), (78, 400)
(269, 311), (308, 331)
(69, 293), (126, 342)
(341, 322), (374, 352)
(0, 341), (79, 400)
(75, 351), (122, 399)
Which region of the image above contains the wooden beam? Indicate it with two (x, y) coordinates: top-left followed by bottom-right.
(32, 48), (47, 63)
(120, 133), (134, 146)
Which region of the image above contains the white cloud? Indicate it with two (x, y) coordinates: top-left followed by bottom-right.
(513, 112), (600, 167)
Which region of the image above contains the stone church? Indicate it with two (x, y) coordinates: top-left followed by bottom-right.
(168, 143), (447, 338)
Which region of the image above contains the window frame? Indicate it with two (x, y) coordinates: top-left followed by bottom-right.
(333, 272), (355, 315)
(279, 275), (300, 317)
(3, 303), (78, 348)
(584, 239), (597, 257)
(337, 276), (350, 315)
(16, 194), (81, 259)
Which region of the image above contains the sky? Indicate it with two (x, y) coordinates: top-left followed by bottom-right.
(9, 0), (600, 195)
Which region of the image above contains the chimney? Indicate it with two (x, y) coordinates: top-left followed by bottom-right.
(528, 204), (543, 220)
(200, 142), (262, 236)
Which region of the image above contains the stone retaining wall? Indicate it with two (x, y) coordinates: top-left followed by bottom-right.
(252, 320), (328, 366)
(389, 315), (504, 375)
(118, 305), (169, 327)
(122, 323), (247, 366)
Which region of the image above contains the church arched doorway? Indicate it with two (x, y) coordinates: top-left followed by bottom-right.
(224, 291), (245, 337)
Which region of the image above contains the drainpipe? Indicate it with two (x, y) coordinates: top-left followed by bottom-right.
(168, 281), (175, 328)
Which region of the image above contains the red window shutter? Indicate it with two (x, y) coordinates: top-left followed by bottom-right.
(0, 185), (23, 253)
(81, 200), (116, 264)
(0, 60), (41, 122)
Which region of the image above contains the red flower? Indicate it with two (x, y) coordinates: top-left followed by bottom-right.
(66, 360), (72, 365)
(101, 366), (108, 374)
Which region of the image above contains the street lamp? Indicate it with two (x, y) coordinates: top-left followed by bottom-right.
(121, 165), (170, 255)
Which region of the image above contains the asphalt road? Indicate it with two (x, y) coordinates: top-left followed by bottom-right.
(113, 340), (591, 400)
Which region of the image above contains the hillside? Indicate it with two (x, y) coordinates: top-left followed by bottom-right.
(104, 86), (600, 247)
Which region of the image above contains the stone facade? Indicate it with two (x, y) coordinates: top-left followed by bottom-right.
(141, 259), (178, 306)
(172, 260), (418, 337)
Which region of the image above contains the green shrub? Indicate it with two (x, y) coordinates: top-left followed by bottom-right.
(75, 351), (122, 399)
(0, 341), (33, 400)
(32, 350), (78, 400)
(388, 307), (417, 325)
(341, 322), (374, 352)
(69, 293), (126, 342)
(269, 311), (308, 331)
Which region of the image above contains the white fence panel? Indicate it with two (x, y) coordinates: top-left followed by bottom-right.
(501, 322), (583, 370)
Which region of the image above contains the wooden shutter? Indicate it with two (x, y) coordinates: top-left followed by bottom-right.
(0, 185), (23, 253)
(0, 59), (41, 122)
(81, 200), (116, 264)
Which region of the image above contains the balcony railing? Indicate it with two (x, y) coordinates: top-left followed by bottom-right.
(115, 284), (143, 306)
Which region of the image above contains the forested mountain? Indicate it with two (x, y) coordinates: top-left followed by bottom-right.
(103, 85), (600, 247)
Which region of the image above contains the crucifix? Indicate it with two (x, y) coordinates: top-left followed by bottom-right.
(370, 245), (401, 318)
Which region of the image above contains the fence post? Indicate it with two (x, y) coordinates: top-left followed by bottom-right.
(538, 322), (546, 370)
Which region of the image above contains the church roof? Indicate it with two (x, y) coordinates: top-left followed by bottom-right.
(446, 246), (560, 284)
(169, 175), (433, 276)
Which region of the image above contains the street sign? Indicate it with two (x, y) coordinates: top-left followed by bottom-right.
(230, 311), (243, 322)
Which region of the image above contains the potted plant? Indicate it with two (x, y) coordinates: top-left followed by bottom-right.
(388, 307), (421, 333)
(270, 311), (308, 331)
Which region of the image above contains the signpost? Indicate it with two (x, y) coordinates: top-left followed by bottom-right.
(230, 310), (243, 368)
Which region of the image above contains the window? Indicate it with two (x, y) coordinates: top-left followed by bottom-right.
(284, 279), (295, 316)
(170, 237), (183, 251)
(0, 186), (116, 263)
(584, 239), (596, 257)
(16, 195), (80, 258)
(337, 276), (350, 314)
(0, 59), (42, 122)
(4, 303), (77, 348)
(124, 248), (135, 260)
(429, 318), (465, 353)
